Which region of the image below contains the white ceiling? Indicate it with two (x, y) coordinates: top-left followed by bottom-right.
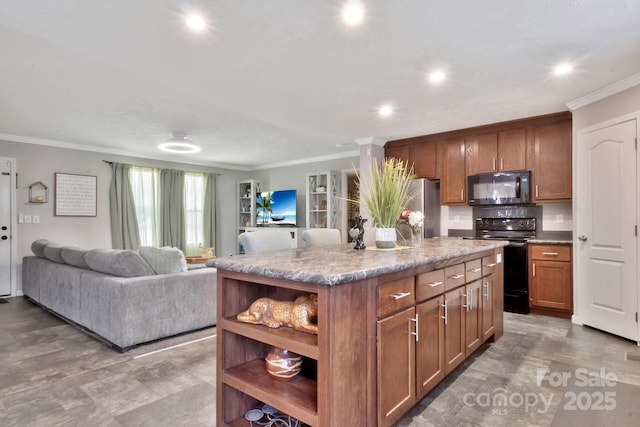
(1, 1), (639, 170)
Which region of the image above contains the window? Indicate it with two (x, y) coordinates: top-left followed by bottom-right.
(129, 166), (159, 247)
(184, 172), (205, 256)
(129, 167), (207, 256)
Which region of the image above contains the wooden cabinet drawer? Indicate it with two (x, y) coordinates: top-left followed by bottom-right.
(530, 245), (571, 262)
(444, 264), (466, 291)
(416, 269), (445, 301)
(378, 277), (415, 318)
(465, 259), (482, 282)
(482, 255), (498, 276)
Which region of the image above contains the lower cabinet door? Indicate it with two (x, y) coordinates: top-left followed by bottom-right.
(481, 275), (495, 342)
(377, 307), (416, 427)
(465, 280), (483, 355)
(444, 287), (466, 375)
(416, 296), (445, 398)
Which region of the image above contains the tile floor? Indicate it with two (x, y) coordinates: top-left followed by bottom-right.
(1, 297), (639, 426)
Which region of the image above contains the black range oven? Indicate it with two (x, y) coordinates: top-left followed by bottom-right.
(475, 217), (536, 314)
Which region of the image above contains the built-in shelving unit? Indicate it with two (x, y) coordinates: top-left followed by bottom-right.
(306, 172), (339, 229)
(237, 179), (260, 253)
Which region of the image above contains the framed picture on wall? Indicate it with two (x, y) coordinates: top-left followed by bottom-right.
(54, 173), (97, 217)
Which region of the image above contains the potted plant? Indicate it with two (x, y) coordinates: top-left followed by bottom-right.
(356, 157), (416, 248)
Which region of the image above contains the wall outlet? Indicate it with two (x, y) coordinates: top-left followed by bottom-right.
(33, 215), (40, 224)
(555, 214), (564, 223)
(453, 215), (460, 223)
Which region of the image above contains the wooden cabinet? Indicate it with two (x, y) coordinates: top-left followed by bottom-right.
(499, 127), (527, 171)
(410, 141), (438, 179)
(532, 120), (572, 201)
(464, 280), (483, 355)
(443, 286), (466, 374)
(416, 296), (445, 398)
(466, 132), (498, 175)
(529, 244), (573, 317)
(440, 138), (467, 205)
(378, 306), (416, 427)
(466, 129), (527, 175)
(481, 274), (495, 342)
(386, 145), (410, 165)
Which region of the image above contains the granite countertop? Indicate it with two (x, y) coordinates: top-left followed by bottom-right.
(527, 231), (573, 245)
(209, 237), (508, 286)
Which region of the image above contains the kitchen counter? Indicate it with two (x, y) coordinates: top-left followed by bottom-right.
(209, 236), (508, 286)
(528, 230), (573, 245)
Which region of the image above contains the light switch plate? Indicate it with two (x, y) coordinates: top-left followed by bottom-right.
(496, 253), (502, 263)
(24, 215), (32, 224)
(33, 215), (40, 224)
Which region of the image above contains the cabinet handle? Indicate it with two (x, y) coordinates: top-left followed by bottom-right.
(410, 314), (419, 342)
(460, 189), (464, 200)
(532, 263), (536, 277)
(448, 274), (464, 280)
(535, 184), (539, 198)
(462, 290), (471, 312)
(483, 281), (490, 300)
(428, 281), (443, 287)
(467, 268), (481, 273)
(500, 158), (504, 170)
(390, 291), (411, 300)
(542, 252), (558, 256)
(485, 262), (497, 268)
(492, 158), (496, 171)
(440, 301), (448, 325)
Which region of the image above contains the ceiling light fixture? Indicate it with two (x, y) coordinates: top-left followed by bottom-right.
(342, 2), (365, 26)
(553, 62), (574, 76)
(158, 132), (201, 154)
(429, 70), (446, 84)
(378, 104), (394, 118)
(185, 14), (207, 32)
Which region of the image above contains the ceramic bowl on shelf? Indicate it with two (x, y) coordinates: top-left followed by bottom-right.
(265, 347), (302, 381)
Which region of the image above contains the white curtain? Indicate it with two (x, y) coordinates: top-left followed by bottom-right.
(184, 172), (205, 256)
(129, 166), (159, 247)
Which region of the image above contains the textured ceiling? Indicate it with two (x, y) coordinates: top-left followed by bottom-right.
(0, 0), (639, 170)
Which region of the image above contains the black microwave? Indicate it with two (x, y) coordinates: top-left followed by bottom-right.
(467, 171), (531, 205)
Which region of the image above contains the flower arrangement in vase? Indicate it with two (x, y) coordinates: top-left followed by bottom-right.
(399, 209), (425, 247)
(355, 157), (416, 248)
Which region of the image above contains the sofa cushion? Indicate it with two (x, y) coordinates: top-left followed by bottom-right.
(43, 243), (65, 263)
(138, 246), (188, 275)
(85, 249), (155, 277)
(31, 239), (51, 258)
(60, 246), (90, 269)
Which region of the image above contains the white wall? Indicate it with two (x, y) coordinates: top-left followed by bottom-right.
(0, 139), (246, 294)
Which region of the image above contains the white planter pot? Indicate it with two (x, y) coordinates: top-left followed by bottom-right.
(375, 227), (397, 249)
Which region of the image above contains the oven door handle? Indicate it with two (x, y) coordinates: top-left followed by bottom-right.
(507, 241), (527, 248)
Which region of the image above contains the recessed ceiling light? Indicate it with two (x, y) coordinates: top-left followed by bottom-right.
(158, 132), (201, 154)
(428, 70), (446, 84)
(342, 2), (365, 26)
(553, 62), (573, 76)
(378, 104), (394, 118)
(186, 14), (207, 32)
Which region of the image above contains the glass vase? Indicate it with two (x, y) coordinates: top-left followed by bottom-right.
(411, 226), (423, 247)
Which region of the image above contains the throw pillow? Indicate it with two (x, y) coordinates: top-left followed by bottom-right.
(31, 239), (51, 258)
(60, 246), (90, 269)
(85, 249), (155, 277)
(138, 246), (188, 275)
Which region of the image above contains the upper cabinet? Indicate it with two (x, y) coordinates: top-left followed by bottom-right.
(440, 138), (466, 205)
(384, 112), (572, 206)
(410, 141), (438, 179)
(466, 129), (527, 175)
(532, 119), (572, 201)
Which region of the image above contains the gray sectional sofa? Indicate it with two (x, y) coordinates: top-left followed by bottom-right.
(23, 240), (217, 351)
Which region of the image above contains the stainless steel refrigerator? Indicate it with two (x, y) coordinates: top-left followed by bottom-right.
(399, 179), (441, 240)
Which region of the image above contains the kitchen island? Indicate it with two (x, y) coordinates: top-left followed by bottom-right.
(211, 237), (507, 427)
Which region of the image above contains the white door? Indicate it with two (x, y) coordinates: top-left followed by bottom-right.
(577, 117), (637, 341)
(0, 159), (12, 296)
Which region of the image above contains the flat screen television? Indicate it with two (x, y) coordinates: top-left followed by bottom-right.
(256, 189), (297, 226)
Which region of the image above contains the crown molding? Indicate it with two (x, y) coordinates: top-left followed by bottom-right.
(566, 73), (640, 111)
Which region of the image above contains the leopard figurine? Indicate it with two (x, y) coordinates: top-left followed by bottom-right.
(236, 293), (318, 334)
